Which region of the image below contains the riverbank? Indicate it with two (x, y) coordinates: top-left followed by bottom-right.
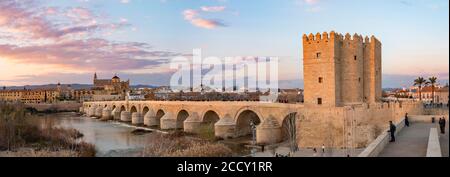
(0, 103), (96, 157)
(25, 102), (82, 114)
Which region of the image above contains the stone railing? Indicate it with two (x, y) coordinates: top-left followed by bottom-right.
(358, 119), (405, 157)
(409, 115), (448, 123)
(426, 128), (442, 157)
(424, 108), (449, 116)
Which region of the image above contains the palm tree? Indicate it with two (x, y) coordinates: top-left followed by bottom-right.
(428, 77), (438, 104)
(414, 77), (428, 101)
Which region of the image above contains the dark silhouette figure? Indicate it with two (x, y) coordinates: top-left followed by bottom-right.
(388, 121), (396, 142)
(405, 113), (410, 127)
(439, 118), (446, 134)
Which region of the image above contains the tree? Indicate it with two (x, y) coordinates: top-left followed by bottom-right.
(428, 77), (438, 104)
(414, 77), (428, 101)
(283, 112), (298, 153)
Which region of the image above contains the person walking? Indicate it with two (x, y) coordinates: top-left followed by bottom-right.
(313, 148), (318, 157)
(388, 121), (396, 142)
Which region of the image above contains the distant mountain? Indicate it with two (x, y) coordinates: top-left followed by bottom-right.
(131, 85), (159, 89)
(3, 84), (92, 90)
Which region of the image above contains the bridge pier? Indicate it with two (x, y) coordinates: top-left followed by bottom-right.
(79, 107), (84, 114)
(214, 114), (236, 139)
(144, 111), (158, 127)
(87, 106), (96, 117)
(95, 107), (103, 118)
(112, 108), (121, 120)
(184, 112), (202, 133)
(160, 112), (177, 130)
(84, 107), (90, 115)
(102, 107), (112, 120)
(256, 116), (282, 145)
(120, 111), (131, 122)
(132, 112), (144, 125)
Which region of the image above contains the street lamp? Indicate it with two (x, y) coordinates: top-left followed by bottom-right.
(250, 120), (256, 145)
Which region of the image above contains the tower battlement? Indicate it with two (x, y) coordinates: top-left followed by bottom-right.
(303, 31), (381, 46)
(302, 31), (382, 107)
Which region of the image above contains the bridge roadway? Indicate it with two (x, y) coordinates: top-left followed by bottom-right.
(82, 101), (304, 145)
(378, 122), (449, 157)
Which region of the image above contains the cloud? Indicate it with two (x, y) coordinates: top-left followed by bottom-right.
(200, 6), (226, 12)
(182, 9), (227, 29)
(3, 71), (175, 86)
(0, 0), (63, 40)
(304, 0), (319, 5)
(0, 39), (180, 71)
(0, 0), (181, 73)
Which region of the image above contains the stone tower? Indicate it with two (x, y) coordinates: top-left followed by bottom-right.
(302, 31), (382, 107)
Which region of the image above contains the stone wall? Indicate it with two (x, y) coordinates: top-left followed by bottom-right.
(298, 101), (423, 148)
(26, 102), (82, 112)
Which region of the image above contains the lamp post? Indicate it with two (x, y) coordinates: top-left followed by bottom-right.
(250, 120), (256, 145)
(250, 119), (257, 156)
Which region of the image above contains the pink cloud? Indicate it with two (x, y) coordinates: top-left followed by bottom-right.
(0, 0), (128, 41)
(0, 0), (180, 72)
(182, 9), (226, 29)
(0, 39), (180, 71)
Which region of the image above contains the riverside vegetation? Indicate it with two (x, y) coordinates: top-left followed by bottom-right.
(141, 131), (233, 157)
(0, 102), (96, 157)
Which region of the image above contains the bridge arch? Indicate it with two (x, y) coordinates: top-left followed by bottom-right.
(142, 106), (150, 115)
(176, 110), (189, 129)
(202, 110), (220, 123)
(130, 106), (138, 113)
(120, 105), (126, 112)
(281, 112), (298, 142)
(235, 109), (262, 137)
(151, 109), (165, 128)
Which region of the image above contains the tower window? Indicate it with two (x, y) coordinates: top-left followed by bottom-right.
(316, 52), (321, 59)
(319, 77), (323, 83)
(354, 55), (357, 60)
(317, 98), (322, 105)
(358, 77), (361, 83)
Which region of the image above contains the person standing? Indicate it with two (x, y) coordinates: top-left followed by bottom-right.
(388, 121), (396, 142)
(439, 118), (446, 134)
(321, 144), (325, 153)
(405, 113), (410, 127)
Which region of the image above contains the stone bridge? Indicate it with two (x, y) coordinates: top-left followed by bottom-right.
(81, 101), (303, 145)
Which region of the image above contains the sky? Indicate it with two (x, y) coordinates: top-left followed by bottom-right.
(0, 0), (448, 88)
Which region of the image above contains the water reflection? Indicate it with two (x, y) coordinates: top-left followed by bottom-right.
(41, 112), (251, 157)
(42, 112), (151, 157)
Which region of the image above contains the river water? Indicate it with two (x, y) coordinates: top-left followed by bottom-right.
(41, 112), (251, 157)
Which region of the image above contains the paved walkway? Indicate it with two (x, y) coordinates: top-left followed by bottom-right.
(379, 122), (448, 157)
(253, 122), (449, 157)
(253, 146), (364, 157)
